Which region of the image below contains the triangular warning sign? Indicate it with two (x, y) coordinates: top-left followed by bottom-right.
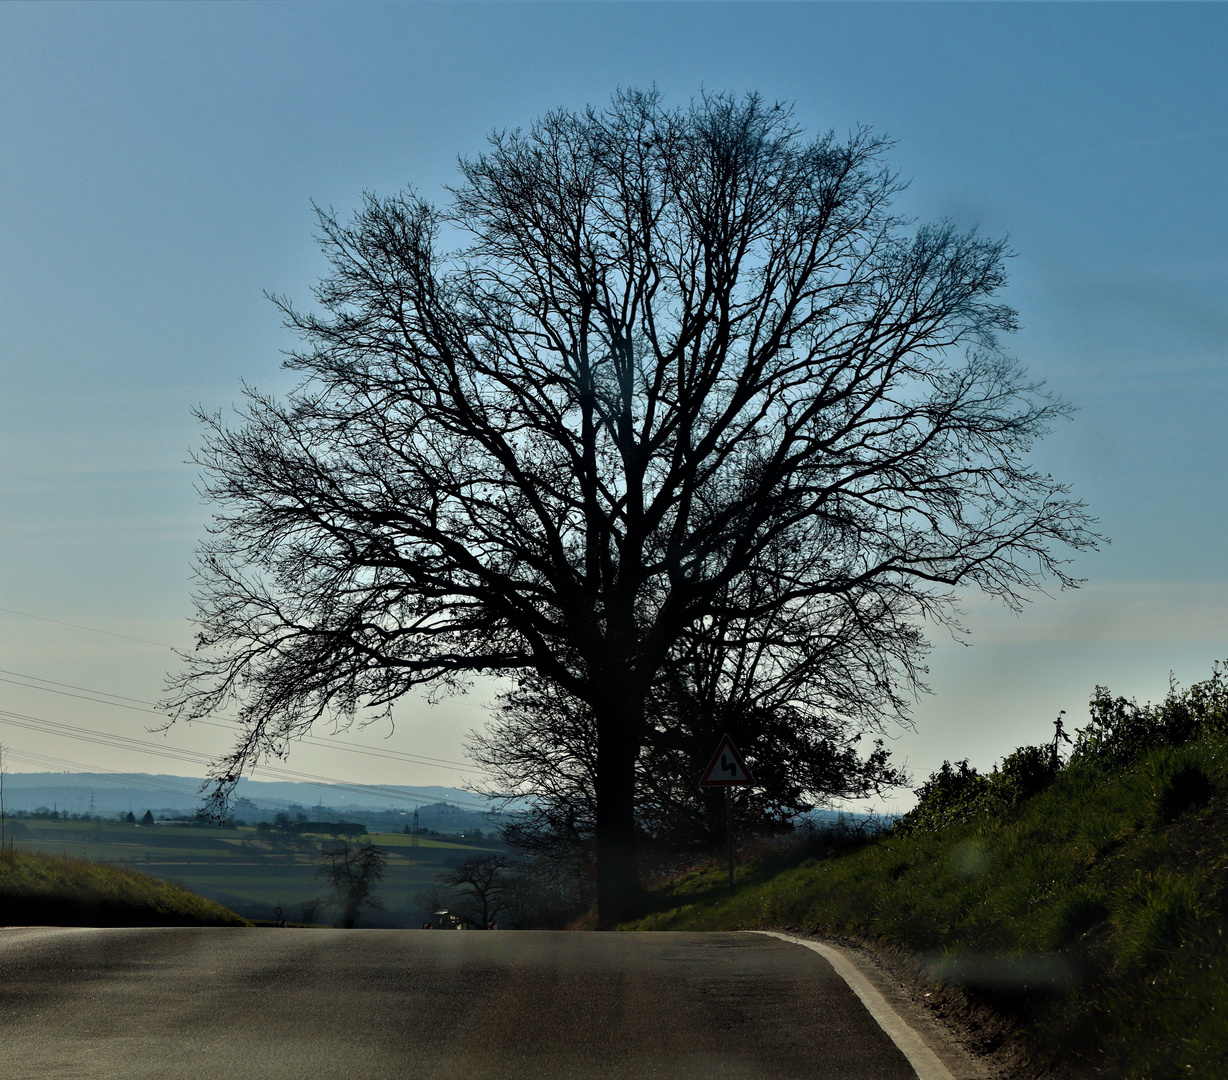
(699, 735), (755, 787)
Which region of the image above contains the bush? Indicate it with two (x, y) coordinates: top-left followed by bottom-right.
(1074, 665), (1228, 770)
(996, 743), (1059, 801)
(898, 664), (1228, 839)
(894, 759), (993, 834)
(896, 745), (1060, 836)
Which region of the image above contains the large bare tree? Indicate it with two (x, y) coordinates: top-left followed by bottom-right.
(167, 89), (1099, 924)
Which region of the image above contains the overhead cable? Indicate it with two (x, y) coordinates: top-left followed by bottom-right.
(1, 667), (475, 771)
(0, 707), (494, 813)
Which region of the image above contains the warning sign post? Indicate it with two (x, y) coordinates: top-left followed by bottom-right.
(699, 735), (755, 895)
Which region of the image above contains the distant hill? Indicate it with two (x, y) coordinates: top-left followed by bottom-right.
(1, 771), (498, 830)
(1, 772), (882, 837)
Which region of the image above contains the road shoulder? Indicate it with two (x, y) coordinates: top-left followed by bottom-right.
(751, 930), (1026, 1080)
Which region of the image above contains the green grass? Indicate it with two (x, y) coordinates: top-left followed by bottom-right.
(1, 819), (503, 922)
(0, 848), (250, 927)
(625, 735), (1228, 1079)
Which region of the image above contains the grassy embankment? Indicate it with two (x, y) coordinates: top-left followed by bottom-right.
(0, 849), (250, 927)
(626, 666), (1228, 1079)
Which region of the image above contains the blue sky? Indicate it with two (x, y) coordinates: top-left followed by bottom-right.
(1, 2), (1225, 811)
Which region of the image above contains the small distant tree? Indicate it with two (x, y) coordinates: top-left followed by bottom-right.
(123, 811), (136, 824)
(438, 854), (514, 928)
(307, 840), (388, 928)
(140, 810), (155, 826)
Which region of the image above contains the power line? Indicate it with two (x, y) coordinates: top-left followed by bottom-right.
(0, 747), (438, 819)
(0, 667), (476, 772)
(0, 668), (159, 706)
(0, 605), (503, 718)
(0, 707), (495, 814)
(0, 606), (173, 649)
(0, 748), (209, 803)
(0, 676), (163, 715)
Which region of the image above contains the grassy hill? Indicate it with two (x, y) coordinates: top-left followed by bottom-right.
(0, 849), (250, 927)
(626, 665), (1228, 1079)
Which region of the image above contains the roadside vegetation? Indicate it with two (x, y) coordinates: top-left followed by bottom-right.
(626, 664), (1228, 1080)
(0, 849), (249, 927)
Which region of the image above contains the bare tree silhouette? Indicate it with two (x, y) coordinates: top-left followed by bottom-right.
(167, 88), (1101, 924)
(306, 840), (387, 928)
(437, 854), (514, 928)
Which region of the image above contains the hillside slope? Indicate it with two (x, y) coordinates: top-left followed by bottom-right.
(628, 667), (1228, 1079)
(1, 850), (250, 927)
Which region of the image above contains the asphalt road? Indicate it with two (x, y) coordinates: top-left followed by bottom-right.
(0, 927), (919, 1080)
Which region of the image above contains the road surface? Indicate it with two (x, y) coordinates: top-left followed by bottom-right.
(0, 927), (920, 1079)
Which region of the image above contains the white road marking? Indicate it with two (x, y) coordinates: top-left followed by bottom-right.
(751, 931), (956, 1080)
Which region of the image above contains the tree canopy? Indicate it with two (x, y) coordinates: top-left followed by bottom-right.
(167, 88), (1100, 923)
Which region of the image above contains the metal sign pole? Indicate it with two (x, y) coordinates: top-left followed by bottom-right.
(726, 787), (735, 896)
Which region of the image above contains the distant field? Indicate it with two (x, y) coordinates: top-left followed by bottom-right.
(4, 819), (500, 923)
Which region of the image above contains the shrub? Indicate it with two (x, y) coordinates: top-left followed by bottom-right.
(1074, 664), (1228, 770)
(894, 759), (993, 834)
(896, 744), (1060, 836)
(996, 743), (1059, 802)
(899, 664), (1228, 839)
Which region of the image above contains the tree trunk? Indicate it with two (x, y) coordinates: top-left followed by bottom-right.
(593, 699), (643, 927)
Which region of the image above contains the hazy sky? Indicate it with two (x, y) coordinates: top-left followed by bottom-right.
(1, 2), (1225, 812)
